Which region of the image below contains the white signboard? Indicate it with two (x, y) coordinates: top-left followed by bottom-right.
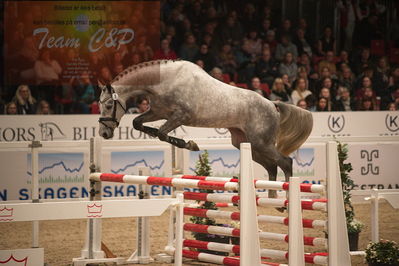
(0, 111), (398, 142)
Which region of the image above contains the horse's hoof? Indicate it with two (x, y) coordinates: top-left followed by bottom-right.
(275, 207), (287, 213)
(186, 140), (200, 151)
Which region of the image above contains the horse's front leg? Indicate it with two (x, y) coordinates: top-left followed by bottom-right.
(132, 110), (161, 137)
(158, 117), (200, 151)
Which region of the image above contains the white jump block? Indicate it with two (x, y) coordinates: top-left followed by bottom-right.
(0, 198), (177, 222)
(0, 248), (44, 266)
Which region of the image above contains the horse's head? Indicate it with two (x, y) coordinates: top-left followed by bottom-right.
(98, 83), (127, 139)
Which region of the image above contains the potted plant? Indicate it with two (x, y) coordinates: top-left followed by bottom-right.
(365, 239), (399, 266)
(189, 150), (230, 255)
(337, 141), (364, 251)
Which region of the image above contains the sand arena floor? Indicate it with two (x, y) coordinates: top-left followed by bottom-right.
(1, 201), (398, 266)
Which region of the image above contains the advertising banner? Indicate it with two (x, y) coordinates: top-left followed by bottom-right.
(4, 1), (160, 100)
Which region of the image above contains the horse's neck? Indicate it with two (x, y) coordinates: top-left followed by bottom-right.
(113, 63), (165, 98)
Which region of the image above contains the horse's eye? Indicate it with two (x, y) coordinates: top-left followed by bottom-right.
(105, 103), (112, 110)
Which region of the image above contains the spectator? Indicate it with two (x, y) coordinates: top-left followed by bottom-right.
(356, 87), (378, 110)
(318, 51), (337, 77)
(194, 44), (216, 72)
(319, 87), (333, 105)
(153, 39), (178, 60)
(179, 33), (199, 62)
(255, 48), (279, 86)
(5, 102), (18, 115)
(297, 53), (313, 75)
(210, 67), (224, 81)
(127, 96), (150, 114)
(338, 66), (356, 93)
(75, 71), (96, 114)
(278, 52), (298, 83)
(353, 48), (373, 75)
(275, 35), (298, 62)
(316, 97), (331, 111)
(297, 18), (313, 45)
(292, 28), (313, 57)
(358, 97), (376, 111)
(373, 56), (390, 97)
(195, 59), (205, 69)
(269, 78), (292, 104)
(249, 77), (265, 97)
(281, 73), (292, 93)
(355, 76), (375, 100)
(297, 99), (308, 109)
(36, 100), (52, 114)
(387, 102), (398, 111)
(381, 87), (399, 111)
(12, 85), (36, 114)
(291, 77), (312, 105)
(319, 77), (338, 99)
(241, 3), (258, 30)
(259, 18), (274, 40)
(316, 26), (336, 56)
(333, 86), (356, 111)
(219, 16), (244, 47)
(305, 94), (317, 111)
(336, 50), (351, 71)
(264, 30), (278, 55)
(217, 44), (237, 80)
(337, 0), (359, 51)
(235, 40), (256, 82)
(277, 19), (294, 41)
(244, 30), (262, 58)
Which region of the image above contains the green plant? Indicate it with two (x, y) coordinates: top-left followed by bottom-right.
(337, 141), (364, 234)
(365, 240), (399, 265)
(189, 150), (217, 227)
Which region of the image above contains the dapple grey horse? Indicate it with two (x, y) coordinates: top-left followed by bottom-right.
(98, 60), (313, 197)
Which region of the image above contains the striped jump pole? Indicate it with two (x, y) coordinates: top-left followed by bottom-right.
(183, 207), (327, 229)
(183, 223), (327, 247)
(89, 173), (325, 193)
(183, 192), (327, 211)
(179, 175), (325, 193)
(182, 239), (328, 265)
(165, 246), (288, 266)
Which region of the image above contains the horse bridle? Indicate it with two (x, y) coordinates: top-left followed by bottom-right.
(98, 84), (126, 129)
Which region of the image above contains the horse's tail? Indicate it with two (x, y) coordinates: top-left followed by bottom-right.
(273, 101), (313, 156)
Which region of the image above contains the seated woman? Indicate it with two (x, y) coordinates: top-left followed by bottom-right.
(291, 77), (312, 105)
(269, 77), (292, 104)
(12, 84), (37, 114)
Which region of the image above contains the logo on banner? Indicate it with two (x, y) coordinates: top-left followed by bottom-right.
(327, 115), (345, 133)
(215, 128), (229, 135)
(87, 203), (103, 217)
(39, 122), (66, 141)
(360, 150), (379, 175)
(0, 254), (28, 265)
(385, 114), (399, 132)
(0, 206), (14, 222)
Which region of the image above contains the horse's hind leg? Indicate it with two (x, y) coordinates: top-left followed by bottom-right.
(251, 148), (278, 198)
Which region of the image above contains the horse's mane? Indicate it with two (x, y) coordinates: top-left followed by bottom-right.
(112, 59), (180, 83)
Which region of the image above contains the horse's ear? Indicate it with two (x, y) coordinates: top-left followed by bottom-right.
(98, 80), (104, 87)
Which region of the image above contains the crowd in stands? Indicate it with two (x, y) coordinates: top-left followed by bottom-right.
(1, 0), (399, 115)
